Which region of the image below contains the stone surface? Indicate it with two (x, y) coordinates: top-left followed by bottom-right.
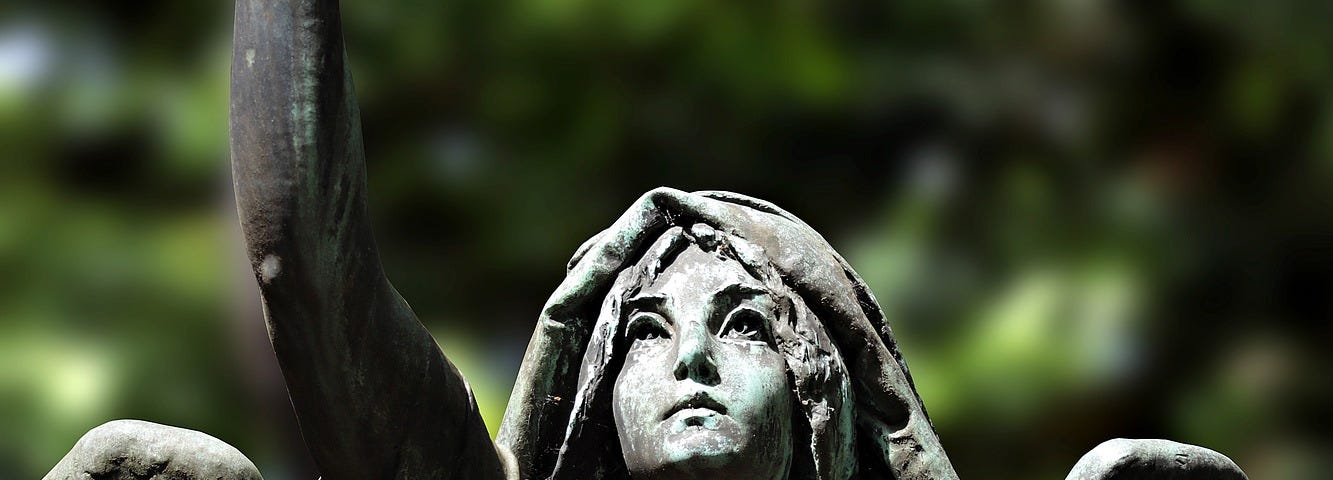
(610, 227), (800, 479)
(44, 419), (263, 480)
(1066, 438), (1249, 480)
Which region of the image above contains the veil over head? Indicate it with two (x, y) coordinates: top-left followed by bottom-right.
(496, 191), (958, 480)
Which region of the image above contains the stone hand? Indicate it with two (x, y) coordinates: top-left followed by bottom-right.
(542, 187), (717, 324)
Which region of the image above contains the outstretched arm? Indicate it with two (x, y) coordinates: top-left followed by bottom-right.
(230, 1), (502, 478)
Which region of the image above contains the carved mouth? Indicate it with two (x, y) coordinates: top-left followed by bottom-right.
(663, 391), (728, 420)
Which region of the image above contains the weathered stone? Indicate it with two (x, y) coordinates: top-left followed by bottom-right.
(1066, 438), (1248, 480)
(44, 419), (262, 480)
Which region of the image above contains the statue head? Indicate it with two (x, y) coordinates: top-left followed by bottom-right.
(511, 191), (957, 480)
(550, 223), (855, 479)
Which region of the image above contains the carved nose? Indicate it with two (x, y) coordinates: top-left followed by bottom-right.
(673, 334), (720, 385)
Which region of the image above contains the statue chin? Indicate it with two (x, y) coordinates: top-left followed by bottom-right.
(663, 416), (744, 462)
(642, 433), (781, 480)
(619, 410), (789, 480)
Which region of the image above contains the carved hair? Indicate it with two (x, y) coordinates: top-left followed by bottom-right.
(548, 224), (856, 480)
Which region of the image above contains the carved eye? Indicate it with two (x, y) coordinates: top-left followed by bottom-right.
(721, 309), (768, 342)
(627, 312), (671, 342)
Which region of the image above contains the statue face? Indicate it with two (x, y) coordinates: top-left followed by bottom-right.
(612, 244), (793, 480)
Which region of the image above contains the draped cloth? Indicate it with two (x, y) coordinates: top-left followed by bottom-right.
(495, 191), (959, 480)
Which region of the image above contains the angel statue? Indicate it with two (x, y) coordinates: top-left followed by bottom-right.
(43, 1), (1249, 479)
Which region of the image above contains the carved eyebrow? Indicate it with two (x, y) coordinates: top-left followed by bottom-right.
(712, 282), (768, 300)
(625, 293), (667, 313)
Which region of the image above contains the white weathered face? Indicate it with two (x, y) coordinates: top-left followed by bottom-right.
(612, 244), (793, 480)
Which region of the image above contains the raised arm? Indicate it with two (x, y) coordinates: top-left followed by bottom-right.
(229, 1), (502, 478)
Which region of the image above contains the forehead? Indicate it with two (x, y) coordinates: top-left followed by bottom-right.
(638, 243), (763, 299)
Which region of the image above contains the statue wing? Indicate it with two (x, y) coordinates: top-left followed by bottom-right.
(1066, 439), (1248, 480)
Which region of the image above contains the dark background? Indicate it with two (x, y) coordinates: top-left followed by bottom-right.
(1, 0), (1330, 479)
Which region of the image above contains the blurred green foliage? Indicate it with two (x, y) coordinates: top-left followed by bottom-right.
(2, 1), (1331, 479)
